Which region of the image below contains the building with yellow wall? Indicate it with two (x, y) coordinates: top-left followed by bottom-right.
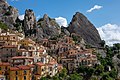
(9, 65), (31, 80)
(0, 63), (10, 80)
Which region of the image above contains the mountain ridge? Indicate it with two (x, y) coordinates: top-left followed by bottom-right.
(0, 0), (101, 47)
(67, 12), (101, 47)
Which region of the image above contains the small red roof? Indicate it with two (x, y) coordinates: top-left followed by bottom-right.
(0, 62), (10, 66)
(49, 60), (57, 65)
(18, 65), (30, 70)
(10, 67), (19, 71)
(38, 50), (44, 52)
(46, 64), (53, 67)
(28, 64), (35, 68)
(11, 56), (27, 59)
(36, 62), (45, 66)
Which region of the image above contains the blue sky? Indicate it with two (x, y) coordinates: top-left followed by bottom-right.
(7, 0), (120, 45)
(7, 0), (120, 27)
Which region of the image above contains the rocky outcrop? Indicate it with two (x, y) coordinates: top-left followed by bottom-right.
(0, 0), (101, 47)
(37, 14), (61, 38)
(24, 9), (37, 36)
(113, 54), (120, 78)
(68, 12), (101, 47)
(61, 26), (70, 36)
(0, 0), (18, 29)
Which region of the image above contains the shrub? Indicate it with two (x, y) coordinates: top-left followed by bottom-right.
(0, 21), (8, 30)
(4, 11), (11, 16)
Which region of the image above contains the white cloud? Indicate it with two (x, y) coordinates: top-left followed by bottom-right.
(87, 5), (103, 13)
(55, 17), (68, 27)
(97, 24), (120, 46)
(36, 15), (40, 21)
(18, 14), (24, 20)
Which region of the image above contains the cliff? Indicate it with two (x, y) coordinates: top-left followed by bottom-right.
(68, 12), (101, 47)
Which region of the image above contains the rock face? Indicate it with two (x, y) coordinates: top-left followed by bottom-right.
(0, 0), (18, 29)
(37, 14), (61, 38)
(61, 26), (70, 36)
(113, 54), (120, 78)
(24, 9), (37, 36)
(68, 12), (101, 47)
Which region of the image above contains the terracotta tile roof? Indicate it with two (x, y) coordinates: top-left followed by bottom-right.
(0, 62), (10, 66)
(10, 67), (19, 71)
(49, 60), (57, 65)
(28, 64), (35, 68)
(18, 49), (28, 52)
(41, 39), (48, 41)
(38, 50), (44, 52)
(46, 64), (53, 67)
(36, 62), (45, 66)
(18, 65), (30, 70)
(11, 56), (27, 59)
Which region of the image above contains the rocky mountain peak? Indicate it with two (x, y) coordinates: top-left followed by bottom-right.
(37, 14), (61, 38)
(71, 12), (89, 25)
(0, 0), (8, 6)
(43, 14), (49, 20)
(42, 14), (50, 27)
(0, 0), (18, 29)
(68, 12), (101, 47)
(24, 9), (37, 36)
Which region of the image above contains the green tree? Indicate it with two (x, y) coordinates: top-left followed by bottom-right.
(109, 69), (117, 78)
(113, 43), (120, 53)
(52, 76), (59, 80)
(101, 73), (113, 80)
(69, 73), (83, 80)
(95, 65), (104, 75)
(59, 68), (68, 78)
(100, 40), (105, 47)
(40, 77), (49, 80)
(0, 21), (8, 30)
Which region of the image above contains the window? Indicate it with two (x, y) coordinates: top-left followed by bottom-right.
(50, 67), (52, 71)
(11, 53), (12, 57)
(24, 70), (27, 75)
(16, 71), (18, 75)
(42, 69), (44, 71)
(5, 66), (7, 70)
(11, 49), (12, 52)
(24, 76), (26, 80)
(13, 37), (15, 39)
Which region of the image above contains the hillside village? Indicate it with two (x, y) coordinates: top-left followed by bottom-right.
(0, 29), (97, 80)
(0, 0), (120, 80)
